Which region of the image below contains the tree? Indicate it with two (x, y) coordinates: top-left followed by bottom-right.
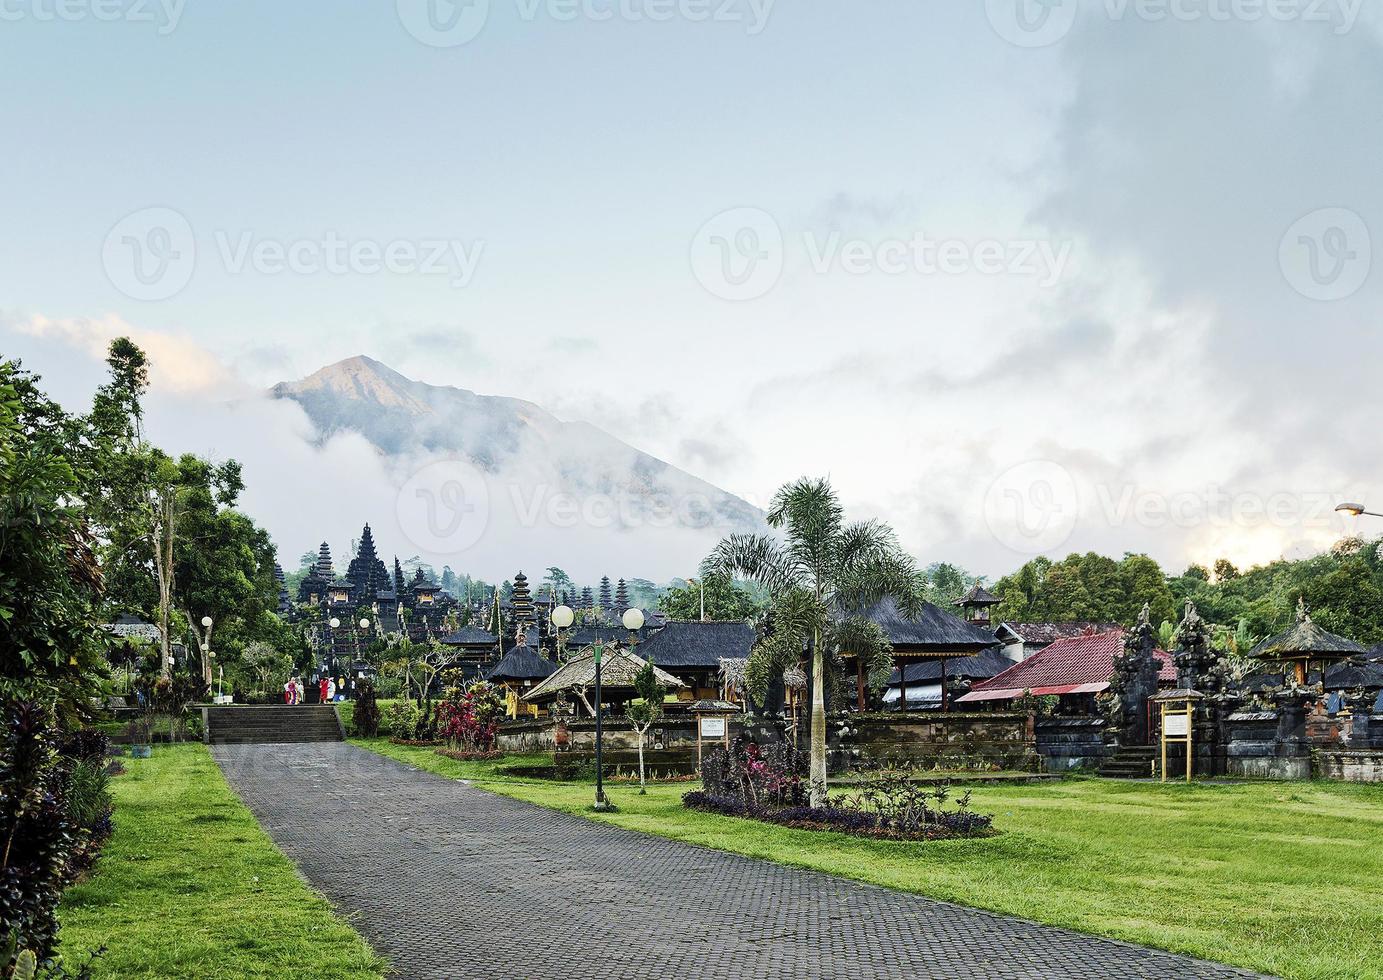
(625, 660), (667, 794)
(0, 366), (109, 715)
(704, 477), (921, 805)
(660, 574), (762, 621)
(543, 566), (574, 597)
(241, 641), (291, 698)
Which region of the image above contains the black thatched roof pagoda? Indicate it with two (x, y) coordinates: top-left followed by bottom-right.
(636, 621), (754, 669)
(486, 644), (558, 682)
(1249, 599), (1366, 663)
(859, 597), (998, 653)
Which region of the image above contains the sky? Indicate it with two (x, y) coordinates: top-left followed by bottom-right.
(3, 0), (1382, 582)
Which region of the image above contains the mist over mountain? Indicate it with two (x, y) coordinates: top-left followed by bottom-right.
(268, 356), (764, 578)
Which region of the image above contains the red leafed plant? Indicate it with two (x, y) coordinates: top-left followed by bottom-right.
(436, 681), (505, 753)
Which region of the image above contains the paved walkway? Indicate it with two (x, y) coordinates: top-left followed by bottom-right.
(212, 743), (1267, 980)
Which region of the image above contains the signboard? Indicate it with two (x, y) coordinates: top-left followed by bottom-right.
(1164, 714), (1188, 737)
(699, 717), (726, 738)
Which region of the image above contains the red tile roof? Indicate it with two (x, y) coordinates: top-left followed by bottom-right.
(956, 630), (1174, 702)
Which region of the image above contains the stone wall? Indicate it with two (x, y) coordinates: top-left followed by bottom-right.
(1034, 716), (1109, 771)
(1224, 706), (1311, 780)
(1316, 748), (1383, 781)
(826, 712), (1038, 773)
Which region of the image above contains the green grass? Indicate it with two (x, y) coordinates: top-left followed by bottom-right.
(355, 738), (1383, 980)
(57, 744), (388, 980)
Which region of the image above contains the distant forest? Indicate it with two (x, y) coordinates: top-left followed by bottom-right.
(285, 535), (1383, 651)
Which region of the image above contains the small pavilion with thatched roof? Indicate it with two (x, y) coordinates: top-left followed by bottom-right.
(1249, 598), (1368, 687)
(523, 646), (685, 716)
(486, 628), (559, 718)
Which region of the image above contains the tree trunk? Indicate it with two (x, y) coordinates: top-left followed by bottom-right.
(151, 493), (175, 679)
(809, 629), (827, 806)
(636, 723), (648, 794)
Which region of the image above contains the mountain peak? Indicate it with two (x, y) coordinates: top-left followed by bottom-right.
(275, 355), (430, 413)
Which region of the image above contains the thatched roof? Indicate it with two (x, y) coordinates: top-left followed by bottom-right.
(522, 646), (685, 702)
(857, 597), (998, 652)
(438, 626), (498, 646)
(887, 649), (1015, 686)
(637, 620), (754, 669)
(1248, 600), (1366, 661)
(1323, 658), (1383, 691)
(486, 644), (558, 682)
(954, 582), (1000, 606)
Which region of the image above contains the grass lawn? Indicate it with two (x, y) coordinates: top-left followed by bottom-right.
(57, 743), (388, 980)
(356, 737), (1383, 980)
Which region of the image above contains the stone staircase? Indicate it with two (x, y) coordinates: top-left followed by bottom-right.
(1099, 745), (1156, 779)
(203, 705), (344, 745)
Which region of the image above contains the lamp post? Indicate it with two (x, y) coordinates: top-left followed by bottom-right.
(550, 604), (574, 662)
(1336, 503), (1383, 518)
(328, 617), (341, 698)
(200, 615), (214, 691)
(589, 607), (646, 811)
(354, 618), (370, 698)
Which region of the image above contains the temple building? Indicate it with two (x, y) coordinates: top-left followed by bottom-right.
(635, 621), (755, 703)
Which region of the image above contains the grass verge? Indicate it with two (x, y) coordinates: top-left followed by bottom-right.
(355, 737), (1383, 980)
(57, 743), (388, 980)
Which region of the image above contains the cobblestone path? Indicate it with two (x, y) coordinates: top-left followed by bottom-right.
(212, 742), (1267, 980)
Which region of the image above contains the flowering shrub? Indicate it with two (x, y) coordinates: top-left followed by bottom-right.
(382, 700), (418, 738)
(435, 682), (504, 753)
(689, 741), (993, 841)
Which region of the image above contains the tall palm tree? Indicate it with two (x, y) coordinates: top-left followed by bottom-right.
(704, 477), (922, 804)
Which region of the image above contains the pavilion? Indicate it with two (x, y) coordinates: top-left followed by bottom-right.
(1248, 598), (1367, 687)
(486, 639), (559, 719)
(845, 597), (999, 711)
(633, 621), (754, 703)
(957, 629), (1176, 712)
(523, 646), (685, 716)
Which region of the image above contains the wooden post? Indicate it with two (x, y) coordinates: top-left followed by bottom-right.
(899, 658), (908, 713)
(940, 656), (949, 712)
(695, 711), (703, 767)
(1185, 702), (1193, 784)
(856, 657), (866, 711)
(1160, 702), (1167, 783)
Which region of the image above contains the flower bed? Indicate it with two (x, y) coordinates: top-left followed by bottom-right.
(434, 747), (503, 762)
(389, 737), (442, 747)
(685, 738), (994, 842)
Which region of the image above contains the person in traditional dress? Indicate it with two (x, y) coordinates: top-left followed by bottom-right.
(326, 677), (337, 703)
(319, 675), (330, 705)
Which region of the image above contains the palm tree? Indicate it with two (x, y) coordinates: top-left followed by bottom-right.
(703, 477), (922, 805)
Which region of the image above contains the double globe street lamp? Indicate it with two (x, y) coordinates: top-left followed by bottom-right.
(548, 603), (645, 810)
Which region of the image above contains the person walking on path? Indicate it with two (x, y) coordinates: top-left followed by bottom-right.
(319, 675), (330, 705)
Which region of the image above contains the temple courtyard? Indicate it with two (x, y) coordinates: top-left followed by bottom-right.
(56, 741), (1383, 980)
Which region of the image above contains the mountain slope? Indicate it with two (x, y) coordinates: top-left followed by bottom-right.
(271, 356), (763, 533)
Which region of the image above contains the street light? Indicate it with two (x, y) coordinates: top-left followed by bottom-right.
(1336, 502), (1383, 518)
(551, 604), (574, 661)
(590, 607), (645, 811)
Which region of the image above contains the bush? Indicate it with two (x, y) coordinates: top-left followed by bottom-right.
(435, 682), (503, 752)
(0, 702), (77, 972)
(352, 679), (380, 738)
(381, 700), (418, 738)
(688, 743), (993, 841)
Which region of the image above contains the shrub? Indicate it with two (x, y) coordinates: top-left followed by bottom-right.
(0, 702), (77, 972)
(435, 682), (503, 753)
(352, 679), (380, 738)
(382, 700), (418, 738)
(689, 744), (993, 840)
